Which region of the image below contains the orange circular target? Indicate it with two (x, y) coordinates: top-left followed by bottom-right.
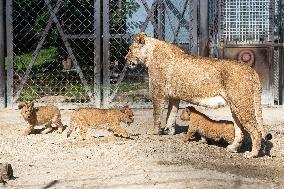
(238, 50), (255, 67)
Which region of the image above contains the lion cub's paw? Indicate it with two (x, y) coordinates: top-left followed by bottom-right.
(122, 133), (130, 138)
(41, 128), (53, 134)
(181, 134), (189, 143)
(57, 127), (63, 134)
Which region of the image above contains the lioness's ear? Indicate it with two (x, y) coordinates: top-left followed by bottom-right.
(135, 32), (146, 44)
(18, 104), (25, 109)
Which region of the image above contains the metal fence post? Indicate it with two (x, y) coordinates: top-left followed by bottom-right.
(0, 0), (6, 108)
(102, 0), (110, 108)
(190, 0), (198, 55)
(94, 0), (101, 108)
(199, 0), (209, 57)
(6, 0), (13, 108)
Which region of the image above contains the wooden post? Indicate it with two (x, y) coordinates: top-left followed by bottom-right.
(0, 0), (5, 108)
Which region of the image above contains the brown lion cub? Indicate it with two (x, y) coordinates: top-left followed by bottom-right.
(67, 107), (134, 140)
(180, 106), (235, 144)
(18, 102), (64, 136)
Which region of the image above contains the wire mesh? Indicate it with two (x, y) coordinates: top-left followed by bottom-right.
(220, 0), (272, 43)
(105, 0), (193, 107)
(10, 0), (99, 106)
(7, 0), (284, 107)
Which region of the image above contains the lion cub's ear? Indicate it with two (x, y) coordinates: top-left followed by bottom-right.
(135, 32), (146, 45)
(18, 103), (25, 109)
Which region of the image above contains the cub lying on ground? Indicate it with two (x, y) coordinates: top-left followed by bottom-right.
(18, 102), (63, 136)
(180, 106), (235, 145)
(67, 107), (134, 140)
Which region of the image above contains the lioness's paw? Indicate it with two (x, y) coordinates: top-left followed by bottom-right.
(243, 151), (258, 159)
(226, 144), (238, 153)
(163, 127), (175, 135)
(147, 127), (161, 135)
(21, 132), (29, 137)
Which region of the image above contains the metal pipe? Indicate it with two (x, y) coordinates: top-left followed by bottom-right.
(0, 0), (6, 108)
(199, 0), (209, 56)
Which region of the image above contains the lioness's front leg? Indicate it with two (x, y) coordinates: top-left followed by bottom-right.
(164, 98), (180, 135)
(148, 96), (165, 135)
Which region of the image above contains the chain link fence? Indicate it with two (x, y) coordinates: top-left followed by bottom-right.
(7, 0), (101, 108)
(4, 0), (284, 108)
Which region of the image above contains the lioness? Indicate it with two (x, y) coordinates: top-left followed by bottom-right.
(180, 106), (235, 144)
(18, 102), (64, 136)
(67, 107), (134, 140)
(126, 32), (264, 158)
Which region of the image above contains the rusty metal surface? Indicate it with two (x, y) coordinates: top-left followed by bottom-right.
(222, 46), (273, 105)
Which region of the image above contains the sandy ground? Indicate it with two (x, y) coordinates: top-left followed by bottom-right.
(0, 106), (284, 189)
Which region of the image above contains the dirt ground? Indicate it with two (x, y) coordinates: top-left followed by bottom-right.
(0, 106), (284, 189)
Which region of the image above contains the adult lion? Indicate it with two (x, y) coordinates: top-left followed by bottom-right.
(126, 32), (264, 158)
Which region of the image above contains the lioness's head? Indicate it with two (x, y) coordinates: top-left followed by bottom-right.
(120, 107), (134, 126)
(18, 102), (34, 120)
(180, 106), (196, 121)
(125, 32), (154, 67)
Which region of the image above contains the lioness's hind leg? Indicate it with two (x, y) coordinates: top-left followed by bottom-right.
(227, 112), (244, 153)
(230, 104), (261, 158)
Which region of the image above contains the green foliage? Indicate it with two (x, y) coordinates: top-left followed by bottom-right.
(13, 47), (59, 72)
(63, 85), (87, 99)
(116, 81), (148, 94)
(18, 87), (38, 102)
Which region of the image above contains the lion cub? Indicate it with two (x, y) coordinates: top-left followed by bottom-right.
(18, 102), (63, 136)
(67, 107), (134, 140)
(180, 106), (235, 144)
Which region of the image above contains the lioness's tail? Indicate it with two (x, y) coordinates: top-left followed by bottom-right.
(253, 71), (264, 136)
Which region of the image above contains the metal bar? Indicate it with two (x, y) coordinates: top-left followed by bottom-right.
(110, 33), (131, 39)
(199, 0), (209, 56)
(65, 34), (96, 39)
(14, 0), (62, 102)
(165, 0), (189, 27)
(158, 0), (165, 40)
(109, 63), (127, 102)
(6, 0), (13, 108)
(0, 0), (5, 108)
(94, 0), (101, 108)
(102, 0), (110, 108)
(140, 0), (158, 32)
(217, 0), (223, 58)
(268, 0), (275, 42)
(44, 0), (93, 99)
(173, 0), (189, 44)
(190, 0), (198, 55)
